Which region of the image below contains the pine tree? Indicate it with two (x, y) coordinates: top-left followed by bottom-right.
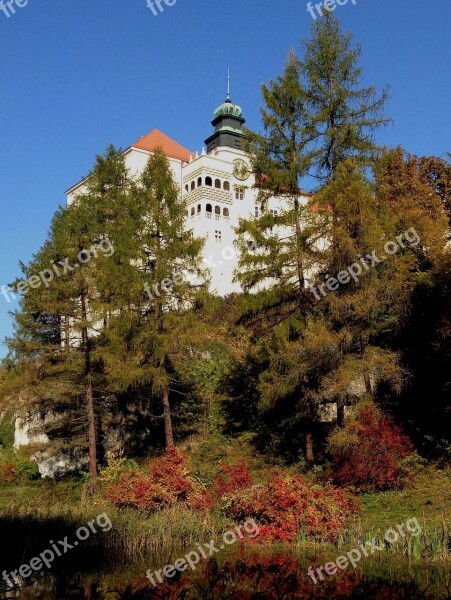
(300, 12), (390, 181)
(306, 160), (410, 424)
(98, 148), (208, 449)
(4, 146), (130, 479)
(236, 52), (323, 463)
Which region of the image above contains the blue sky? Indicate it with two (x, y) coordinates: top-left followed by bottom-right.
(0, 0), (450, 358)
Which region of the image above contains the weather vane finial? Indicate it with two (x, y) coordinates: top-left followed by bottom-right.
(226, 68), (231, 102)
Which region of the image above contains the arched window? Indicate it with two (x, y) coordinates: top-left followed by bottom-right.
(197, 204), (201, 213)
(223, 181), (230, 191)
(197, 177), (202, 187)
(206, 204), (212, 213)
(215, 205), (221, 215)
(191, 181), (195, 191)
(191, 207), (195, 216)
(223, 207), (229, 217)
(185, 184), (189, 192)
(205, 176), (213, 187)
(215, 179), (221, 189)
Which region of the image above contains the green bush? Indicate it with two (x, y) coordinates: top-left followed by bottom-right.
(14, 449), (41, 480)
(0, 447), (40, 482)
(0, 415), (15, 449)
(98, 453), (139, 484)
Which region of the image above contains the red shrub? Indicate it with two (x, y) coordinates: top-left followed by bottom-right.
(105, 447), (192, 511)
(211, 462), (253, 501)
(104, 449), (359, 544)
(223, 472), (358, 543)
(329, 404), (418, 492)
(148, 447), (192, 499)
(187, 487), (214, 511)
(0, 463), (17, 484)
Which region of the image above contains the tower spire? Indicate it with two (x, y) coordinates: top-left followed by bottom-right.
(205, 73), (245, 152)
(226, 68), (231, 103)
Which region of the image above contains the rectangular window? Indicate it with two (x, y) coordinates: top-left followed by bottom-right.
(215, 230), (222, 243)
(254, 206), (260, 217)
(270, 209), (279, 217)
(235, 187), (245, 201)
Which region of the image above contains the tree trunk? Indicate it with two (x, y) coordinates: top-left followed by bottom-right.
(86, 370), (97, 479)
(163, 388), (174, 448)
(81, 292), (97, 480)
(364, 374), (373, 396)
(305, 431), (314, 465)
(287, 140), (305, 312)
(337, 398), (345, 427)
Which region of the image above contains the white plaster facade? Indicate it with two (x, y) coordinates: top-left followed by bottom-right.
(66, 138), (310, 296)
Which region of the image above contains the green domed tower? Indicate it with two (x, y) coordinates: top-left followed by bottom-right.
(205, 74), (246, 153)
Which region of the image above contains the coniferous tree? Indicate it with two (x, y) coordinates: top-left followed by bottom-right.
(98, 148), (208, 449)
(300, 12), (390, 181)
(373, 149), (450, 453)
(307, 160), (411, 424)
(236, 52), (323, 463)
(4, 146), (130, 478)
(418, 154), (451, 227)
(235, 16), (391, 462)
(241, 50), (320, 304)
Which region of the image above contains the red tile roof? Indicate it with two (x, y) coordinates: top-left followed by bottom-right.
(131, 129), (194, 162)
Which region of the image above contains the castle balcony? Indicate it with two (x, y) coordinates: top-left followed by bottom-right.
(183, 185), (233, 206)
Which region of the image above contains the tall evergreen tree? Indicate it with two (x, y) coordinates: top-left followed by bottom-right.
(307, 160), (410, 424)
(98, 148), (208, 449)
(4, 146), (130, 478)
(235, 16), (392, 461)
(241, 49), (320, 305)
(236, 52), (323, 463)
(300, 12), (390, 181)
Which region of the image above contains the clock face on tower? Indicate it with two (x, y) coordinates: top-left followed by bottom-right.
(233, 159), (250, 181)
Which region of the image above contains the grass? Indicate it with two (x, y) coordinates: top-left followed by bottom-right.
(359, 465), (451, 530)
(0, 478), (83, 512)
(182, 430), (280, 487)
(0, 443), (449, 567)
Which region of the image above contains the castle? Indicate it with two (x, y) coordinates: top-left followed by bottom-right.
(66, 88), (309, 296)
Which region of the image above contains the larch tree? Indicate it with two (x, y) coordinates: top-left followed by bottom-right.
(372, 148), (450, 451)
(4, 146), (130, 479)
(307, 159), (410, 426)
(236, 51), (323, 464)
(235, 15), (392, 463)
(98, 148), (208, 449)
(300, 12), (390, 182)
